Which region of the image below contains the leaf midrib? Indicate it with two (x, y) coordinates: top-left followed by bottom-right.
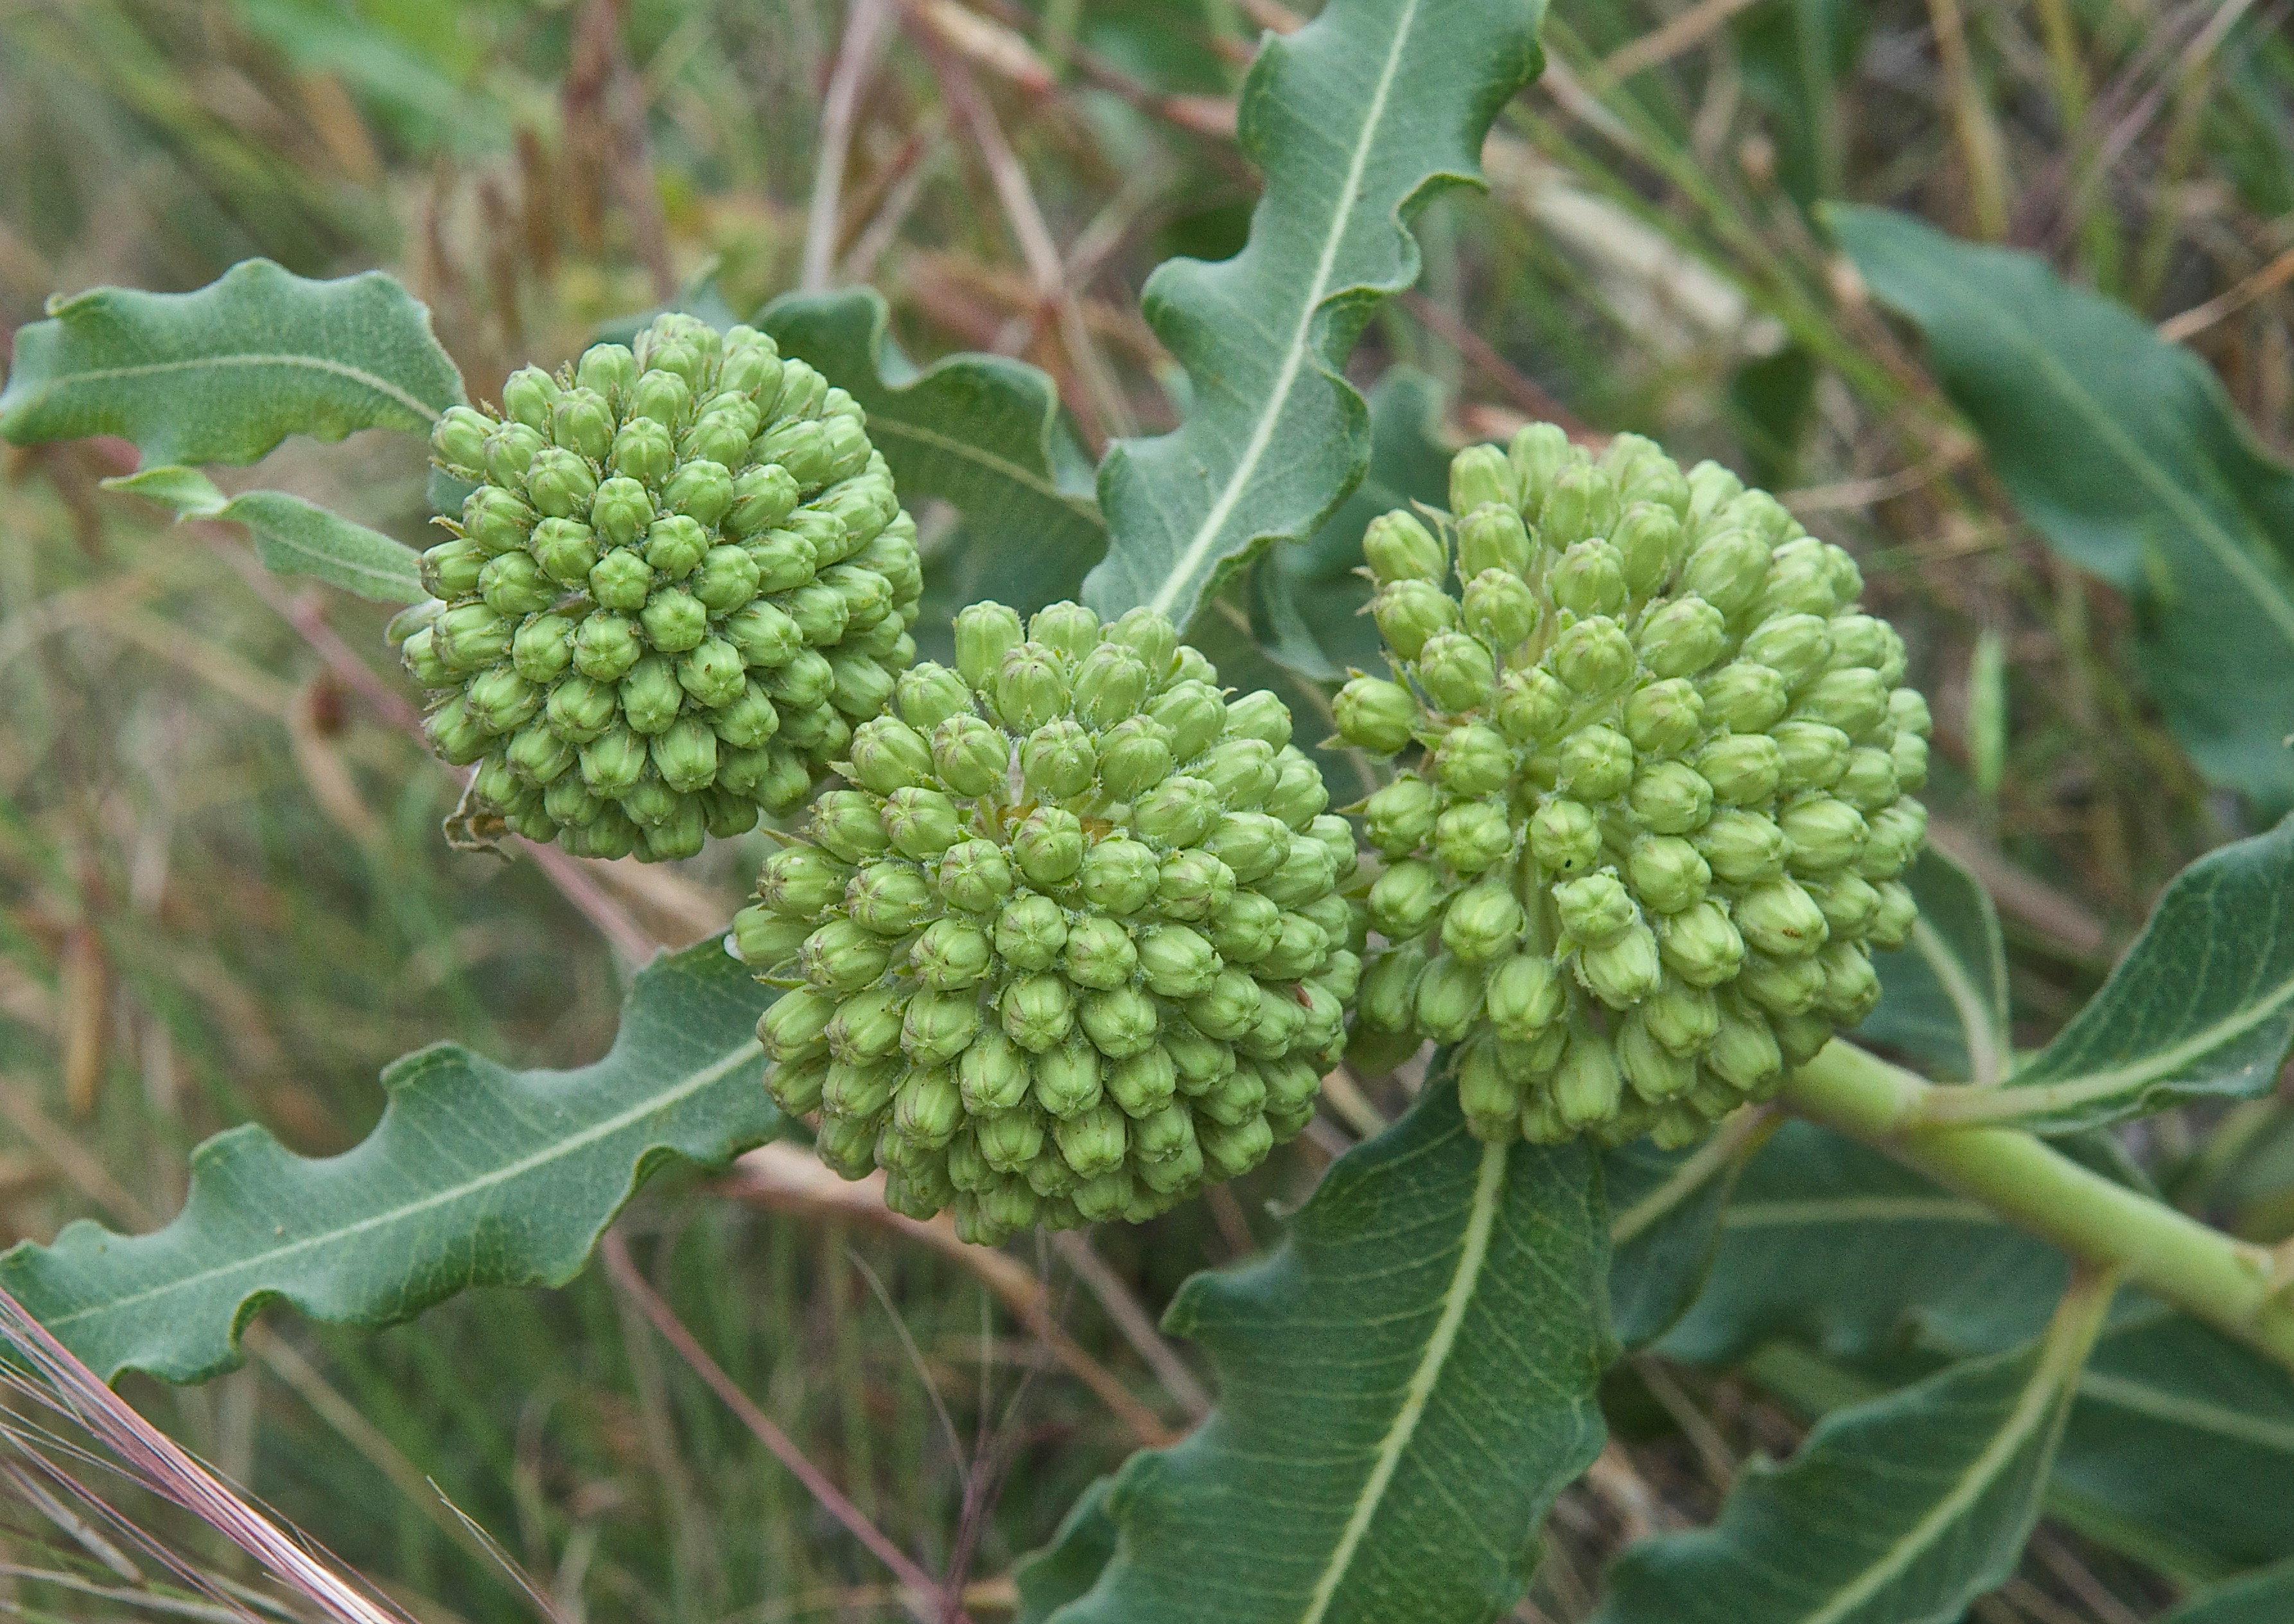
(2076, 1370), (2294, 1453)
(1910, 915), (2006, 1085)
(32, 352), (444, 428)
(38, 1037), (762, 1330)
(1722, 1196), (2001, 1229)
(1296, 1133), (1508, 1624)
(1143, 0), (1422, 620)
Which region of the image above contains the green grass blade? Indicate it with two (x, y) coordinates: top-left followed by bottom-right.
(1, 941), (778, 1385)
(1084, 0), (1545, 633)
(1046, 1081), (1611, 1624)
(1831, 205), (2294, 814)
(0, 258), (464, 464)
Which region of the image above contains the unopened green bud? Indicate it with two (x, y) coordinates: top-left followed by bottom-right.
(1695, 808), (1787, 885)
(586, 548), (650, 613)
(1540, 464), (1618, 550)
(684, 410), (753, 469)
(1632, 596), (1724, 681)
(843, 716), (929, 794)
(1834, 747), (1899, 812)
(1486, 952), (1565, 1041)
(1779, 794), (1868, 876)
(1417, 631), (1498, 713)
(1365, 776), (1440, 857)
(1677, 527), (1771, 617)
(1031, 1041), (1103, 1119)
(1550, 616), (1634, 695)
(1701, 661), (1789, 732)
(610, 417), (676, 487)
(1457, 502), (1533, 577)
(467, 666), (540, 733)
(799, 918), (892, 993)
(1529, 797), (1602, 874)
(525, 448), (597, 520)
(1450, 444), (1519, 516)
(1146, 681), (1227, 761)
(1267, 750), (1329, 830)
(435, 603), (515, 669)
(547, 672), (619, 742)
(812, 790), (892, 862)
(1363, 510), (1446, 583)
(761, 648), (834, 708)
(1414, 954), (1485, 1043)
(1618, 1013), (1696, 1103)
(1558, 723), (1634, 801)
(760, 845), (848, 918)
(1739, 949), (1826, 1017)
(1805, 873), (1881, 937)
(1628, 761), (1713, 835)
(1735, 876), (1830, 958)
(1555, 870), (1636, 947)
(875, 786), (958, 860)
(1705, 999), (1783, 1092)
(892, 1067), (963, 1149)
(1695, 734), (1783, 805)
(690, 545), (763, 614)
(1442, 878), (1525, 963)
(1050, 913), (1134, 991)
(1369, 859), (1444, 938)
(461, 485), (534, 554)
(1462, 569), (1538, 649)
(1001, 972), (1077, 1052)
(954, 602), (1024, 692)
(826, 988), (909, 1063)
(1157, 848), (1237, 921)
(1613, 504), (1684, 595)
(401, 627), (451, 686)
(1081, 985), (1161, 1058)
(1061, 643), (1146, 729)
(1579, 922), (1663, 1006)
(846, 861), (934, 936)
(1013, 807), (1085, 886)
(642, 514), (708, 579)
(1133, 775), (1220, 848)
(652, 719), (720, 792)
(1093, 609), (1173, 679)
(1659, 900), (1746, 987)
(1020, 600), (1094, 659)
(1372, 579), (1462, 662)
(484, 420), (547, 487)
(432, 405), (493, 473)
(1433, 798), (1514, 874)
(1741, 613), (1832, 689)
(995, 643), (1069, 731)
(1622, 677), (1704, 756)
(1627, 836), (1711, 914)
(1552, 539), (1629, 618)
(1493, 667), (1569, 746)
(1186, 967), (1264, 1040)
(1755, 543), (1844, 622)
(1113, 1051), (1182, 1122)
(678, 637), (746, 708)
(1198, 737), (1278, 810)
(1079, 838), (1159, 914)
(1509, 422), (1573, 508)
(760, 986), (841, 1062)
(507, 720), (576, 783)
(1334, 677), (1416, 753)
(1209, 891), (1281, 963)
(1204, 812), (1291, 883)
(421, 537), (486, 600)
(523, 518), (593, 588)
(1868, 879), (1918, 950)
(1458, 1042), (1521, 1137)
(994, 892), (1068, 972)
(574, 341), (638, 402)
(1795, 666), (1891, 740)
(734, 907), (810, 968)
(1359, 939), (1428, 1033)
(1642, 977), (1719, 1054)
(1139, 924), (1220, 998)
(618, 655), (683, 735)
(627, 367), (692, 429)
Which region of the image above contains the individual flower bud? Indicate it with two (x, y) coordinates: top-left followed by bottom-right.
(1458, 1042), (1523, 1138)
(431, 404), (493, 473)
(1013, 807), (1085, 886)
(1034, 1042), (1105, 1119)
(1022, 600), (1097, 658)
(688, 545), (763, 614)
(421, 537), (486, 599)
(1579, 922), (1662, 1007)
(1002, 973), (1078, 1052)
(678, 637), (748, 708)
(1369, 859), (1445, 938)
(1859, 800), (1926, 880)
(1735, 877), (1830, 958)
(1433, 799), (1514, 875)
(1486, 952), (1566, 1041)
(995, 643), (1070, 731)
(524, 448), (597, 520)
(1658, 900), (1746, 987)
(577, 475), (646, 550)
(847, 716), (933, 794)
(610, 417), (676, 488)
(1203, 813), (1291, 883)
(1642, 977), (1719, 1055)
(1701, 662), (1790, 732)
(1633, 597), (1726, 682)
(1198, 1062), (1268, 1127)
(1555, 870), (1636, 947)
(1457, 502), (1533, 577)
(1891, 731), (1929, 793)
(1558, 723), (1634, 801)
(1257, 911), (1331, 981)
(1266, 749), (1331, 830)
(1832, 746), (1900, 814)
(1157, 848), (1237, 921)
(1780, 795), (1868, 875)
(1529, 797), (1602, 874)
(1618, 1013), (1697, 1102)
(1805, 873), (1881, 937)
(800, 919), (893, 992)
(468, 667), (541, 733)
(1364, 509), (1446, 583)
(507, 720), (576, 783)
(827, 988), (909, 1063)
(1739, 950), (1826, 1017)
(1416, 631), (1498, 713)
(482, 551), (561, 615)
(846, 861), (934, 936)
(1450, 443), (1519, 515)
(735, 907), (811, 968)
(761, 649), (834, 708)
(1365, 775), (1441, 856)
(1552, 539), (1629, 618)
(1613, 503), (1685, 596)
(1132, 775), (1221, 848)
(645, 514), (712, 580)
(460, 484), (535, 555)
(1414, 954), (1485, 1043)
(588, 548), (652, 612)
(1197, 737), (1279, 810)
(809, 790), (891, 862)
(1795, 667), (1891, 740)
(1061, 913), (1140, 990)
(953, 602), (1024, 692)
(1742, 613), (1834, 689)
(653, 719), (721, 792)
(761, 845), (850, 917)
(1146, 681), (1227, 762)
(1334, 677), (1417, 754)
(1441, 878), (1525, 963)
(761, 986), (841, 1063)
(1079, 838), (1159, 915)
(627, 367), (692, 429)
(1186, 967), (1264, 1040)
(900, 989), (983, 1069)
(1677, 527), (1770, 618)
(1139, 925), (1220, 999)
(1071, 643), (1152, 729)
(1462, 569), (1539, 649)
(881, 787), (962, 860)
(618, 655), (685, 735)
(888, 666), (969, 735)
(484, 420), (547, 487)
(912, 917), (994, 990)
(1622, 677), (1704, 756)
(1627, 836), (1711, 914)
(719, 464), (800, 541)
(1868, 879), (1918, 950)
(1359, 939), (1428, 1032)
(1695, 733), (1783, 805)
(1695, 808), (1787, 884)
(1372, 579), (1462, 662)
(928, 713), (1009, 799)
(1550, 616), (1635, 696)
(894, 1068), (964, 1148)
(1112, 1051), (1182, 1121)
(994, 892), (1069, 971)
(547, 672), (620, 741)
(1628, 761), (1713, 835)
(1493, 667), (1571, 746)
(1430, 722), (1510, 797)
(1209, 890), (1281, 963)
(1508, 421), (1573, 509)
(1704, 998), (1784, 1092)
(1536, 461), (1608, 548)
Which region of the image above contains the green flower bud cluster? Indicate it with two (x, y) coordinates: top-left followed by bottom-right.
(733, 600), (1362, 1244)
(1340, 426), (1930, 1150)
(405, 313), (922, 860)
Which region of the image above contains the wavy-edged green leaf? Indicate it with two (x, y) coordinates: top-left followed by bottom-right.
(1015, 1478), (1120, 1624)
(1597, 1277), (2114, 1624)
(1249, 366), (1453, 681)
(0, 258), (463, 465)
(104, 465), (422, 603)
(1859, 844), (2009, 1085)
(1, 942), (776, 1384)
(2159, 1561), (2294, 1624)
(1931, 815), (2294, 1132)
(1833, 205), (2294, 813)
(1083, 0), (1545, 632)
(1658, 1122), (2066, 1369)
(1049, 1081), (1610, 1624)
(760, 286), (1105, 624)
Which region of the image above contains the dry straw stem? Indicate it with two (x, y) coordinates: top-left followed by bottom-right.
(1782, 1041), (2294, 1372)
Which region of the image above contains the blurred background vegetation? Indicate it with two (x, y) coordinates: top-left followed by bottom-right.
(0, 0), (2288, 1619)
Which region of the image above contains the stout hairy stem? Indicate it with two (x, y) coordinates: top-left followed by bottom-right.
(1782, 1040), (2294, 1372)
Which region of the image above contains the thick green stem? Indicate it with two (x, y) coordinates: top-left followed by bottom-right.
(1782, 1040), (2294, 1373)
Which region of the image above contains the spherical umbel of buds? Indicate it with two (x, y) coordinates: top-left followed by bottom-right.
(1342, 424), (1927, 1151)
(735, 601), (1359, 1245)
(408, 313), (922, 860)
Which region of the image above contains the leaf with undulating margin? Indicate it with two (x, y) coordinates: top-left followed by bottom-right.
(1248, 367), (1453, 682)
(1082, 0), (1546, 633)
(2159, 1562), (2294, 1624)
(0, 943), (777, 1385)
(1014, 1478), (1119, 1624)
(1832, 205), (2294, 814)
(1936, 814), (2294, 1133)
(0, 258), (464, 465)
(1046, 1081), (1611, 1624)
(1658, 1122), (2067, 1369)
(760, 286), (1106, 637)
(103, 465), (423, 604)
(1857, 844), (2010, 1085)
(1595, 1277), (2114, 1624)
(2054, 1308), (2294, 1580)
